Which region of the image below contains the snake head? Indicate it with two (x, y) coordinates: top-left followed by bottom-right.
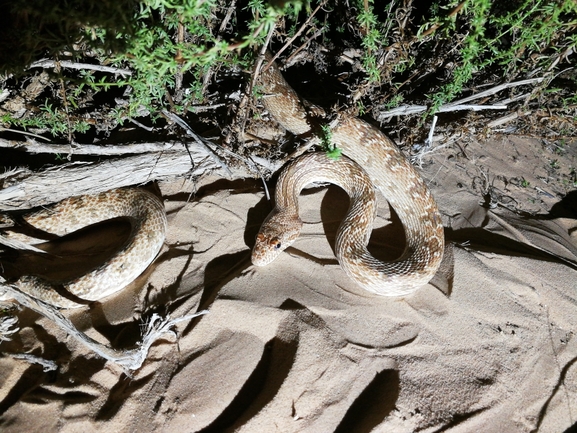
(251, 215), (302, 266)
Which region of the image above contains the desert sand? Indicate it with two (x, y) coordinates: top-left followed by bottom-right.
(1, 134), (576, 432)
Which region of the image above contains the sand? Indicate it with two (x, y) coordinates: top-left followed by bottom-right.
(1, 135), (576, 432)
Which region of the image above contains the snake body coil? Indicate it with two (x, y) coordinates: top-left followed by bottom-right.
(1, 188), (167, 308)
(252, 53), (444, 296)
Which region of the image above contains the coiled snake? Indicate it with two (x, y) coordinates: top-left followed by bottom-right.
(0, 188), (166, 308)
(251, 53), (444, 296)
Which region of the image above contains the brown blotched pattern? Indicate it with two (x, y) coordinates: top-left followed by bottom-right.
(1, 188), (167, 308)
(252, 53), (444, 296)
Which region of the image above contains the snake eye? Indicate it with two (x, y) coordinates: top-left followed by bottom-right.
(274, 242), (282, 250)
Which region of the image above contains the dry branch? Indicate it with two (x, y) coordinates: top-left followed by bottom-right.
(0, 136), (283, 211)
(442, 77), (546, 107)
(0, 279), (208, 371)
(0, 138), (187, 155)
(29, 59), (132, 77)
(0, 142), (231, 210)
(376, 76), (547, 121)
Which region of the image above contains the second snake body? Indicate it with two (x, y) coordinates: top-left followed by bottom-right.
(0, 188), (167, 308)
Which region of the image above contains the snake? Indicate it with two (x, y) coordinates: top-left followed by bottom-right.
(0, 188), (167, 309)
(251, 52), (445, 296)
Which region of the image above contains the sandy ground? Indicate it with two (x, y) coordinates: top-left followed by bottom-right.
(1, 134), (576, 432)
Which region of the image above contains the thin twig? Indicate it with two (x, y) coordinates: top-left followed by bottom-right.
(161, 109), (231, 176)
(443, 77), (546, 107)
(0, 127), (52, 142)
(29, 60), (132, 77)
(175, 21), (185, 95)
(188, 103), (226, 112)
(250, 25), (277, 93)
(418, 1), (466, 39)
(128, 117), (155, 132)
(224, 22), (276, 150)
(161, 110), (274, 178)
(267, 0), (328, 66)
(377, 105), (427, 121)
(426, 115), (438, 146)
(57, 65), (74, 145)
(218, 0), (236, 34)
(198, 0), (236, 103)
(286, 28), (325, 65)
(487, 112), (520, 128)
(496, 92), (531, 105)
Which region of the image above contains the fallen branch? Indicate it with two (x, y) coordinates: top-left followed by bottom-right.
(9, 353), (58, 372)
(438, 104), (507, 112)
(0, 128), (51, 142)
(487, 112), (521, 128)
(0, 138), (188, 156)
(0, 146), (222, 210)
(29, 59), (132, 77)
(377, 76), (547, 121)
(442, 77), (546, 107)
(0, 280), (208, 372)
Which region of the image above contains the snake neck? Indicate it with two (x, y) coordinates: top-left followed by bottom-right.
(275, 153), (375, 212)
(260, 53), (322, 136)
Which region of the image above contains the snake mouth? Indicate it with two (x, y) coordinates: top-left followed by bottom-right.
(251, 250), (275, 267)
(251, 248), (275, 267)
(251, 255), (268, 267)
(251, 233), (285, 266)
